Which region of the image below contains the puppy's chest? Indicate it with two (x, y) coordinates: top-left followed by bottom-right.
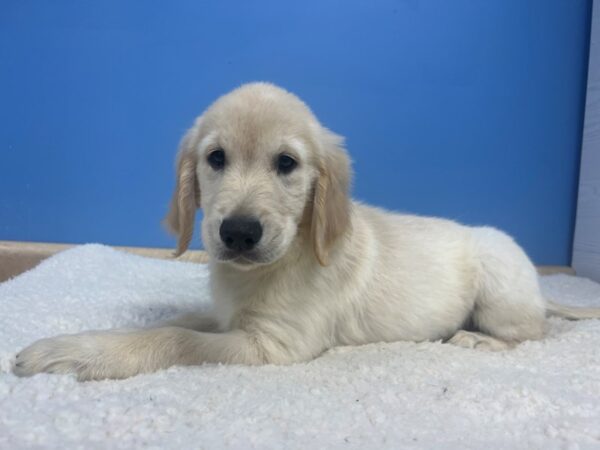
(210, 274), (282, 330)
(211, 270), (327, 332)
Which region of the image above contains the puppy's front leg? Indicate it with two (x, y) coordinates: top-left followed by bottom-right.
(14, 327), (264, 381)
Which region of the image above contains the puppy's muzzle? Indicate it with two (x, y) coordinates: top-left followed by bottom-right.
(219, 216), (263, 253)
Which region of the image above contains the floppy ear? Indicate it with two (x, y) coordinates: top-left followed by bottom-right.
(311, 129), (352, 266)
(163, 123), (202, 257)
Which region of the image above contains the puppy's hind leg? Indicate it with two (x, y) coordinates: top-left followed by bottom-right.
(461, 227), (546, 348)
(447, 330), (513, 351)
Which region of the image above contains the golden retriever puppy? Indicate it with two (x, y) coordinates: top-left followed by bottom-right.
(14, 83), (600, 381)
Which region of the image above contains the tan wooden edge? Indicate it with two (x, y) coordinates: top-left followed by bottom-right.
(536, 265), (576, 276)
(0, 240), (575, 283)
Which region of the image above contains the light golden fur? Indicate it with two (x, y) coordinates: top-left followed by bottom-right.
(14, 83), (600, 381)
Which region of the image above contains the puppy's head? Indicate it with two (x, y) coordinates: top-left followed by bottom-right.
(164, 83), (351, 270)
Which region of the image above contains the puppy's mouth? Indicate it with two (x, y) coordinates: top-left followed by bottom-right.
(215, 249), (273, 268)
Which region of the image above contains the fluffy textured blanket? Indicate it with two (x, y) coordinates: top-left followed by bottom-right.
(1, 245), (599, 449)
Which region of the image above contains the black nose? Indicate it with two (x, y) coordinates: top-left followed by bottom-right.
(219, 216), (263, 252)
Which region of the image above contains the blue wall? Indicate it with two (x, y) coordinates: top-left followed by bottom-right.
(0, 0), (591, 264)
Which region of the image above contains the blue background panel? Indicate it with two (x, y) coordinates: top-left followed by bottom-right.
(0, 0), (592, 264)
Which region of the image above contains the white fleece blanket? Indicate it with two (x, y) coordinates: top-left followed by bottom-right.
(1, 245), (599, 449)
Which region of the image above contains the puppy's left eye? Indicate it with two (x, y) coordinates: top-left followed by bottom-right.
(207, 149), (226, 170)
(276, 154), (297, 175)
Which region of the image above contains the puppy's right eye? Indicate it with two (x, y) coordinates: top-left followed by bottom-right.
(207, 149), (226, 170)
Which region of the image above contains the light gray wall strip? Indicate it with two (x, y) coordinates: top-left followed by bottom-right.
(573, 1), (600, 281)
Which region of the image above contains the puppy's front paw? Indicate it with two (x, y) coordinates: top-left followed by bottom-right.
(15, 335), (86, 378)
(14, 331), (136, 381)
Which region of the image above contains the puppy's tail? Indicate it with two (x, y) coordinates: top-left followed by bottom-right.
(545, 299), (600, 320)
